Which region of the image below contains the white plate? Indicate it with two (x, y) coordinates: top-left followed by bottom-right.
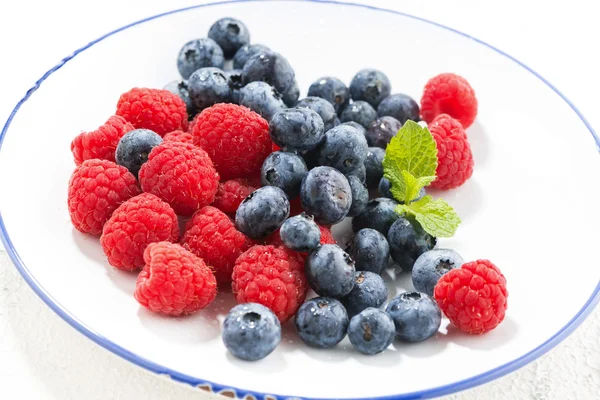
(1, 1), (599, 399)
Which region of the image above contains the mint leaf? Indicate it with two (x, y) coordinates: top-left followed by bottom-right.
(396, 195), (461, 238)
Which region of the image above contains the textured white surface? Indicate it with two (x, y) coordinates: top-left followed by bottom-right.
(1, 0), (600, 399)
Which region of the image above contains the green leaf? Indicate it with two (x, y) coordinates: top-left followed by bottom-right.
(386, 171), (436, 204)
(396, 195), (461, 238)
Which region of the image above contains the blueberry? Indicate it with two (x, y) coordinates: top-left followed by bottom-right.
(222, 303), (281, 361)
(279, 213), (321, 252)
(305, 244), (356, 298)
(385, 292), (441, 342)
(377, 94), (420, 124)
(412, 249), (463, 296)
(296, 97), (337, 132)
(366, 116), (402, 148)
(341, 271), (388, 317)
(345, 228), (390, 275)
(233, 43), (270, 69)
(352, 197), (399, 235)
(365, 147), (385, 188)
(347, 175), (369, 217)
(239, 81), (286, 121)
(387, 217), (437, 271)
(235, 186), (290, 239)
(300, 166), (352, 225)
(379, 178), (426, 203)
(349, 69), (391, 108)
(225, 69), (243, 104)
(188, 67), (231, 111)
(177, 38), (224, 80)
(316, 124), (368, 173)
(261, 151), (307, 198)
(307, 76), (350, 116)
(348, 308), (395, 355)
(282, 79), (300, 107)
(208, 17), (250, 59)
(346, 163), (366, 184)
(295, 297), (349, 348)
(341, 121), (367, 138)
(242, 51), (296, 98)
(164, 80), (195, 118)
(115, 129), (162, 177)
(269, 108), (325, 152)
(340, 100), (378, 129)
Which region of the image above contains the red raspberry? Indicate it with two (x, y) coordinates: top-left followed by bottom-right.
(116, 88), (188, 136)
(429, 114), (474, 190)
(191, 104), (271, 180)
(272, 143), (281, 152)
(289, 196), (304, 217)
(68, 159), (140, 235)
(434, 259), (508, 334)
(163, 130), (194, 144)
(232, 245), (307, 322)
(139, 141), (219, 216)
(420, 73), (478, 128)
(134, 242), (217, 316)
(71, 115), (134, 165)
(187, 117), (197, 133)
(212, 178), (257, 214)
(100, 193), (179, 271)
(181, 206), (253, 285)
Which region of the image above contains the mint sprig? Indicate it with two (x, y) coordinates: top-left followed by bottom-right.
(383, 121), (461, 238)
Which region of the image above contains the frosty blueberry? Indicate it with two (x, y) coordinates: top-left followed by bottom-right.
(235, 186), (290, 239)
(352, 197), (399, 235)
(366, 116), (402, 149)
(305, 244), (356, 298)
(341, 271), (388, 317)
(349, 68), (391, 108)
(239, 81), (287, 121)
(296, 96), (338, 132)
(242, 51), (296, 99)
(233, 43), (270, 69)
(307, 76), (350, 115)
(412, 249), (463, 296)
(348, 308), (395, 355)
(345, 228), (390, 275)
(340, 100), (378, 129)
(295, 297), (349, 348)
(188, 67), (231, 111)
(364, 147), (385, 188)
(300, 166), (352, 225)
(261, 151), (308, 198)
(377, 93), (420, 124)
(279, 213), (321, 252)
(386, 292), (441, 342)
(316, 124), (368, 173)
(387, 217), (437, 271)
(164, 80), (195, 118)
(347, 175), (369, 217)
(115, 129), (163, 176)
(208, 17), (250, 59)
(269, 108), (325, 151)
(177, 38), (224, 79)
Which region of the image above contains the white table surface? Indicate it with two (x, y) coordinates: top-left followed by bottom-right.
(1, 0), (599, 398)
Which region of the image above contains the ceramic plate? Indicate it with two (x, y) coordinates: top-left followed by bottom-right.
(1, 1), (599, 399)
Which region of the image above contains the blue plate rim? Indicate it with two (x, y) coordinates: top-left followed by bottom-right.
(1, 1), (599, 399)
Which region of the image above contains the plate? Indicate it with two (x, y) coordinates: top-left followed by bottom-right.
(1, 1), (599, 399)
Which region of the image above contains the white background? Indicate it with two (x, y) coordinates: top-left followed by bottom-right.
(0, 0), (599, 399)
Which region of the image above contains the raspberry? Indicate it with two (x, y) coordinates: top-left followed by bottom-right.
(116, 88), (188, 136)
(232, 245), (307, 322)
(182, 206), (253, 285)
(420, 73), (478, 128)
(163, 130), (193, 144)
(434, 259), (508, 334)
(139, 141), (219, 216)
(100, 193), (179, 271)
(68, 159), (140, 235)
(71, 115), (134, 165)
(134, 242), (217, 316)
(212, 178), (257, 214)
(289, 196), (304, 217)
(429, 114), (474, 190)
(191, 103), (271, 180)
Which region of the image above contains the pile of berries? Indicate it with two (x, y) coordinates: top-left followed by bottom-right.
(67, 17), (506, 361)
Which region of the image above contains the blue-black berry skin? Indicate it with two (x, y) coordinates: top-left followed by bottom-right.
(164, 80), (195, 118)
(295, 297), (349, 348)
(387, 217), (437, 271)
(222, 303), (281, 361)
(308, 76), (350, 116)
(340, 100), (378, 129)
(279, 213), (321, 252)
(349, 69), (391, 108)
(225, 69), (243, 104)
(347, 175), (369, 217)
(261, 151), (308, 199)
(345, 228), (390, 275)
(366, 116), (402, 148)
(412, 249), (464, 296)
(348, 308), (395, 355)
(115, 129), (163, 177)
(341, 121), (367, 138)
(300, 166), (352, 225)
(316, 124), (368, 173)
(352, 197), (399, 235)
(346, 163), (366, 184)
(235, 186), (290, 239)
(208, 17), (250, 59)
(239, 81), (286, 121)
(233, 43), (270, 70)
(377, 93), (420, 124)
(305, 244), (356, 298)
(177, 38), (224, 80)
(269, 108), (325, 152)
(341, 271), (388, 317)
(296, 97), (338, 132)
(386, 292), (441, 342)
(365, 147), (385, 188)
(242, 51), (296, 98)
(188, 67), (231, 111)
(282, 79), (300, 107)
